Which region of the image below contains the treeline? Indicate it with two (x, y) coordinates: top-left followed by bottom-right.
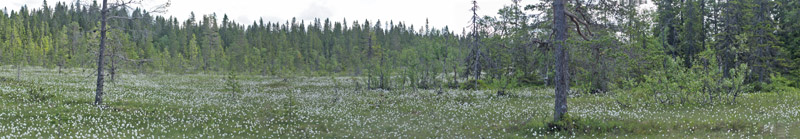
(0, 0), (464, 79)
(467, 0), (800, 103)
(1, 0), (799, 97)
(475, 0), (799, 105)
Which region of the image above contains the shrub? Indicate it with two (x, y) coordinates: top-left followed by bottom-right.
(761, 73), (799, 93)
(459, 79), (485, 90)
(615, 57), (751, 106)
(0, 78), (59, 103)
(512, 114), (632, 135)
(516, 73), (545, 86)
(1, 86), (58, 103)
(25, 87), (55, 102)
(226, 72), (242, 101)
(366, 64), (391, 90)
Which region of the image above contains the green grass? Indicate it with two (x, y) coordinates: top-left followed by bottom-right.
(0, 66), (798, 138)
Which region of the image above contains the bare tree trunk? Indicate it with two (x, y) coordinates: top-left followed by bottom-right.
(16, 63), (21, 80)
(453, 65), (458, 87)
(109, 46), (116, 82)
(95, 0), (108, 106)
(439, 55), (446, 94)
(471, 0), (481, 88)
(139, 62), (145, 74)
(58, 59), (64, 74)
(591, 44), (606, 94)
(553, 0), (569, 122)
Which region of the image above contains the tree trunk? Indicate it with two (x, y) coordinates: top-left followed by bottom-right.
(553, 0), (570, 122)
(471, 0), (481, 88)
(439, 55), (446, 94)
(591, 44), (606, 94)
(16, 63), (21, 80)
(95, 0), (108, 106)
(453, 64), (458, 87)
(110, 48), (116, 82)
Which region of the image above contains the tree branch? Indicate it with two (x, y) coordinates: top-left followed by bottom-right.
(108, 15), (144, 20)
(532, 39), (549, 45)
(567, 15), (590, 41)
(565, 10), (592, 41)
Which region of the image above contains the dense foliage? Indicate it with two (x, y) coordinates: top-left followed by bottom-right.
(0, 0), (799, 137)
(0, 0), (463, 78)
(0, 0), (798, 104)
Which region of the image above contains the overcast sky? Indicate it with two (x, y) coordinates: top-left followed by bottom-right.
(1, 0), (543, 33)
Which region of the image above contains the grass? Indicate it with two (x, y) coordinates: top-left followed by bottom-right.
(0, 66), (798, 138)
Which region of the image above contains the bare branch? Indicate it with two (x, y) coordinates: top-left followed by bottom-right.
(76, 0), (169, 15)
(531, 39), (550, 45)
(108, 15), (137, 20)
(147, 0), (171, 13)
(568, 15), (590, 41)
(565, 10), (592, 41)
(105, 0), (141, 12)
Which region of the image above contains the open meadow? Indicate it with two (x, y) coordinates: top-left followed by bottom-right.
(0, 66), (797, 138)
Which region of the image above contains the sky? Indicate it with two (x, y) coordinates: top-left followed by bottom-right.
(0, 0), (541, 33)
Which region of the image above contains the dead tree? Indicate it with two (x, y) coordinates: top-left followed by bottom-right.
(92, 0), (169, 105)
(466, 0), (483, 88)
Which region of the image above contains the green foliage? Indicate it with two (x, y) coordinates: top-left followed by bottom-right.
(225, 72), (242, 101)
(483, 75), (520, 92)
(615, 56), (751, 106)
(761, 73), (799, 93)
(0, 78), (60, 103)
(459, 79), (485, 90)
(24, 87), (56, 102)
(512, 113), (765, 136)
(515, 72), (545, 87)
(0, 2), (466, 76)
(265, 80), (290, 88)
(454, 77), (523, 91)
(0, 0), (795, 95)
(366, 61), (391, 90)
(350, 77), (363, 90)
(276, 94), (299, 123)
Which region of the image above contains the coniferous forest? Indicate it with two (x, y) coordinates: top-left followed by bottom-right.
(0, 0), (799, 138)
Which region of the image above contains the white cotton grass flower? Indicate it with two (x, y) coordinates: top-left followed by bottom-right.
(0, 66), (797, 138)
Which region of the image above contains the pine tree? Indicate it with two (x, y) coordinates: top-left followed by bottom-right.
(187, 34), (199, 71)
(552, 0), (569, 122)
